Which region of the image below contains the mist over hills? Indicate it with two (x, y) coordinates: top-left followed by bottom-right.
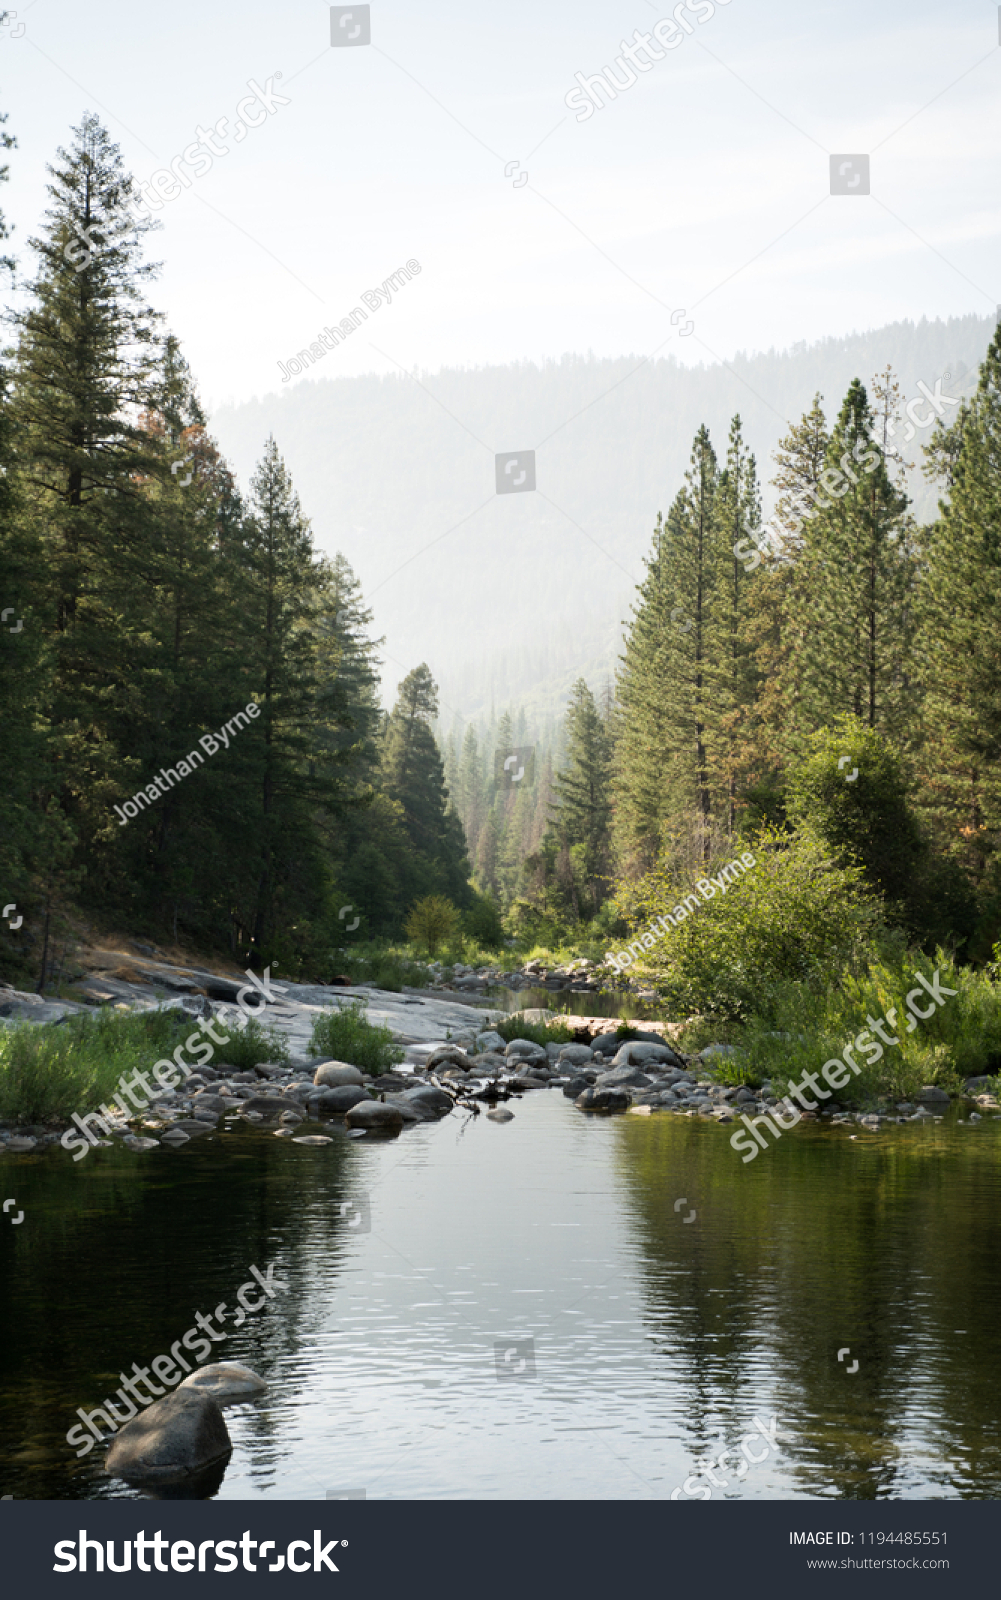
(210, 312), (993, 731)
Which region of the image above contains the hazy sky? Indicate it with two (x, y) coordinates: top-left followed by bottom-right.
(3, 0), (999, 413)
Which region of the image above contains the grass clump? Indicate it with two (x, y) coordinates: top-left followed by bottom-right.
(492, 1013), (575, 1048)
(681, 945), (1001, 1103)
(216, 1014), (290, 1070)
(0, 1008), (191, 1124)
(310, 1001), (404, 1075)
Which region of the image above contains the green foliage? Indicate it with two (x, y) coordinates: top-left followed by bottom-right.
(0, 1008), (190, 1124)
(405, 894), (460, 956)
(716, 947), (1001, 1103)
(621, 826), (880, 1021)
(215, 1015), (290, 1071)
(309, 1000), (404, 1075)
(787, 717), (976, 949)
(461, 889), (505, 949)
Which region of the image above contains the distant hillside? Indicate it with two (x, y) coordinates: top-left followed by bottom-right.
(210, 313), (992, 727)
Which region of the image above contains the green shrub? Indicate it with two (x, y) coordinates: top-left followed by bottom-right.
(0, 1008), (191, 1124)
(462, 890), (505, 949)
(309, 1001), (404, 1075)
(622, 826), (880, 1021)
(405, 895), (460, 956)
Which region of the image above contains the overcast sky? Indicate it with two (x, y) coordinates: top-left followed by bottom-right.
(2, 0), (999, 413)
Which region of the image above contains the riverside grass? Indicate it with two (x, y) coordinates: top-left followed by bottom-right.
(685, 945), (1001, 1103)
(0, 1009), (192, 1125)
(0, 1009), (292, 1126)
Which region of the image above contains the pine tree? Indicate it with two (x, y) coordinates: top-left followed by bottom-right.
(11, 113), (163, 864)
(382, 664), (470, 904)
(705, 415), (761, 834)
(543, 679), (613, 915)
(915, 327), (1001, 893)
(614, 425), (720, 873)
(783, 380), (914, 743)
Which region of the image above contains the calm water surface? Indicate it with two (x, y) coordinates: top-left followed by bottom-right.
(1, 1093), (998, 1500)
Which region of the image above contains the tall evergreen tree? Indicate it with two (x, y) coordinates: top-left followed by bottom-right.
(915, 327), (1001, 893)
(783, 379), (914, 743)
(382, 664), (470, 905)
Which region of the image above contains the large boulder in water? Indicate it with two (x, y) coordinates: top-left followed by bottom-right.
(313, 1061), (365, 1087)
(105, 1388), (231, 1484)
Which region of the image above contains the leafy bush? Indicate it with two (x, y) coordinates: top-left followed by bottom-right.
(787, 717), (976, 950)
(462, 889), (505, 949)
(621, 826), (881, 1021)
(0, 1008), (191, 1124)
(405, 895), (460, 956)
(309, 1001), (404, 1075)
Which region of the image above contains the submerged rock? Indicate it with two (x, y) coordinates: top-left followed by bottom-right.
(105, 1388), (231, 1484)
(486, 1107), (514, 1122)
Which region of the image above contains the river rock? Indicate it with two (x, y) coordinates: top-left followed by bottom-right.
(345, 1101), (404, 1132)
(5, 1135), (37, 1151)
(563, 1075), (591, 1099)
(314, 1061), (364, 1087)
(292, 1134), (335, 1145)
(558, 1045), (594, 1066)
(311, 1084), (372, 1113)
(123, 1135), (160, 1151)
(240, 1095), (290, 1120)
(513, 1071), (549, 1089)
(425, 1045), (474, 1072)
(963, 1075), (997, 1093)
(916, 1085), (951, 1103)
(476, 1031), (507, 1053)
(105, 1387), (231, 1484)
(252, 1061), (287, 1079)
(178, 1363), (267, 1402)
(591, 1033), (622, 1057)
(160, 1129), (191, 1146)
(505, 1039), (547, 1064)
(486, 1107), (514, 1122)
(595, 1067), (653, 1090)
(576, 1087), (629, 1112)
(613, 1042), (683, 1069)
(401, 1085), (453, 1116)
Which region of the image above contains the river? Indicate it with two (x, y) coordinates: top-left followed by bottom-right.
(1, 1091), (998, 1499)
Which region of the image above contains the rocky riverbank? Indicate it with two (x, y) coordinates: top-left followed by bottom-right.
(1, 948), (997, 1155)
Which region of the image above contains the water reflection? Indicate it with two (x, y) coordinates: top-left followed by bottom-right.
(0, 1098), (998, 1499)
